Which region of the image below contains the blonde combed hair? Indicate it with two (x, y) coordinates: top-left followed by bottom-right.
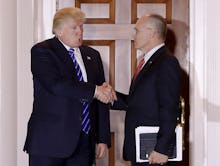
(52, 7), (86, 34)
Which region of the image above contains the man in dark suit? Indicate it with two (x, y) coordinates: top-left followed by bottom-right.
(24, 7), (116, 166)
(112, 14), (181, 166)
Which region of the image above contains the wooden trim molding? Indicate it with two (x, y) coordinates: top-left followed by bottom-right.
(75, 0), (115, 24)
(131, 0), (172, 24)
(83, 40), (115, 88)
(109, 132), (115, 166)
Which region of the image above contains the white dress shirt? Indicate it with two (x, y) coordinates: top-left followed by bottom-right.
(59, 39), (88, 82)
(142, 43), (165, 68)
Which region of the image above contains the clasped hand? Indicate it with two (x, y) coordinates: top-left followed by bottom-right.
(148, 150), (168, 165)
(94, 82), (117, 104)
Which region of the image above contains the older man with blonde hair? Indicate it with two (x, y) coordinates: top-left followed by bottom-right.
(24, 7), (116, 166)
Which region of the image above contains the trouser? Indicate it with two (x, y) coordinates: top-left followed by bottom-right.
(29, 132), (94, 166)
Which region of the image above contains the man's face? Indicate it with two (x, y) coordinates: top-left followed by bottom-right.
(58, 19), (83, 48)
(133, 18), (152, 51)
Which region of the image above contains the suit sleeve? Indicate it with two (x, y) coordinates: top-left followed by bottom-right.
(94, 51), (111, 147)
(154, 56), (181, 155)
(31, 45), (95, 103)
(111, 92), (128, 110)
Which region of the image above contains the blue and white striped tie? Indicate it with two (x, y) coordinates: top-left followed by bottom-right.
(69, 48), (90, 134)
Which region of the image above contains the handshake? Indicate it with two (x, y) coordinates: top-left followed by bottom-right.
(94, 82), (117, 104)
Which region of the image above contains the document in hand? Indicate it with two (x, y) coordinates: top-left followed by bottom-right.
(135, 125), (182, 163)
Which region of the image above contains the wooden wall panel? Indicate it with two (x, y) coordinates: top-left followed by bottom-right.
(83, 40), (115, 88)
(131, 0), (172, 23)
(75, 0), (115, 23)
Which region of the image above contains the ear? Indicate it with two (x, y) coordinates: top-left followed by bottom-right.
(149, 29), (156, 39)
(56, 29), (62, 37)
(54, 26), (63, 37)
(58, 31), (62, 37)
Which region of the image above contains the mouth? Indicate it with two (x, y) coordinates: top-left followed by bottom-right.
(78, 37), (83, 43)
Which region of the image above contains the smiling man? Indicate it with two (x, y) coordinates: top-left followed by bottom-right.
(23, 7), (116, 166)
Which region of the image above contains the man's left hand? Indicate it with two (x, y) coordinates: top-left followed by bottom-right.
(148, 150), (168, 165)
(96, 143), (108, 158)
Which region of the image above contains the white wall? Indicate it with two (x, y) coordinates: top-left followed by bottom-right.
(17, 0), (34, 166)
(190, 0), (220, 166)
(0, 0), (34, 166)
(206, 0), (220, 165)
(0, 0), (17, 166)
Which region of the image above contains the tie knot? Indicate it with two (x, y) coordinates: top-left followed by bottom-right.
(69, 48), (74, 55)
(133, 57), (145, 80)
(137, 58), (145, 68)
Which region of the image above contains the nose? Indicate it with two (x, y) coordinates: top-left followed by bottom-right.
(74, 26), (83, 35)
(132, 34), (136, 41)
(133, 33), (137, 41)
(132, 29), (136, 40)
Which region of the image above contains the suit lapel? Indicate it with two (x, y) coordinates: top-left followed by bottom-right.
(130, 59), (153, 94)
(129, 46), (166, 94)
(79, 46), (94, 82)
(51, 37), (76, 74)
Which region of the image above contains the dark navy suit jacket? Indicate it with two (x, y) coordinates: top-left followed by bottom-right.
(113, 46), (181, 162)
(24, 37), (111, 158)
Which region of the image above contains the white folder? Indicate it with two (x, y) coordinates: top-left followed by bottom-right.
(135, 125), (182, 163)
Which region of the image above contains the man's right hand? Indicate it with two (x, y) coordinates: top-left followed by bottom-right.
(94, 83), (117, 104)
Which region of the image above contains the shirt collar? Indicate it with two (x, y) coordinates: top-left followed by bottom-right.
(58, 37), (79, 52)
(144, 43), (165, 63)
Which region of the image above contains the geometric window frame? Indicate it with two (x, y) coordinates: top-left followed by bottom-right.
(83, 40), (115, 88)
(75, 0), (115, 24)
(131, 0), (172, 24)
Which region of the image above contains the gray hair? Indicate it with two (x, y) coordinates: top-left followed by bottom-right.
(147, 14), (167, 40)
